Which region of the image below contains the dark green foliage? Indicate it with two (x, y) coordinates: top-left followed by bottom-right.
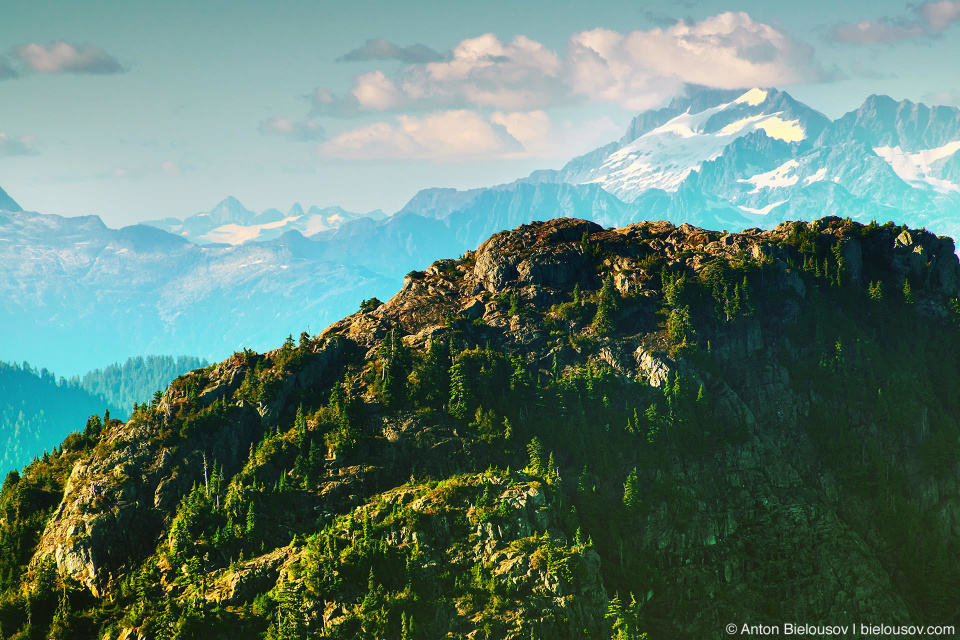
(76, 355), (208, 415)
(4, 218), (960, 639)
(0, 361), (119, 472)
(360, 297), (383, 312)
(622, 468), (640, 514)
(593, 274), (619, 335)
(375, 329), (411, 409)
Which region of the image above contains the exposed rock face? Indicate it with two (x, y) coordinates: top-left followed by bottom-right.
(19, 216), (960, 639)
(33, 337), (347, 595)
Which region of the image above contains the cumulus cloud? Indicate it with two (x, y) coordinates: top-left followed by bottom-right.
(319, 109), (619, 161)
(311, 15), (832, 119)
(565, 13), (836, 110)
(258, 116), (326, 142)
(304, 13), (837, 160)
(11, 41), (124, 74)
(830, 1), (960, 44)
(490, 110), (621, 158)
(310, 71), (403, 117)
(337, 38), (443, 63)
(0, 133), (37, 157)
(318, 109), (523, 160)
(313, 33), (568, 116)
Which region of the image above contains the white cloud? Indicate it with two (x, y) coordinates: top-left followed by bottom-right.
(489, 111), (621, 158)
(310, 71), (403, 117)
(490, 110), (553, 155)
(314, 33), (568, 115)
(11, 41), (124, 74)
(0, 133), (37, 157)
(310, 15), (832, 119)
(565, 13), (834, 111)
(258, 116), (326, 142)
(318, 110), (522, 160)
(353, 71), (403, 111)
(319, 109), (620, 161)
(830, 1), (960, 44)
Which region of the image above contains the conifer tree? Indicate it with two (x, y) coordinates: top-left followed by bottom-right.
(294, 404), (307, 447)
(526, 437), (545, 476)
(903, 279), (915, 304)
(546, 452), (558, 484)
(594, 274), (618, 334)
(449, 356), (472, 419)
(623, 468), (641, 514)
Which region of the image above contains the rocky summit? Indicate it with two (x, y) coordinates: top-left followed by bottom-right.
(2, 216), (960, 639)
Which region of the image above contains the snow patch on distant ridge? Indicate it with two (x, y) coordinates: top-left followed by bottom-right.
(739, 160), (800, 193)
(874, 142), (960, 193)
(739, 200), (785, 215)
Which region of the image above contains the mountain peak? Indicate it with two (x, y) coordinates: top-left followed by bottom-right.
(0, 185), (22, 213)
(668, 84), (754, 114)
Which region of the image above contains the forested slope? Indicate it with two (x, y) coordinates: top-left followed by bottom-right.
(1, 216), (959, 639)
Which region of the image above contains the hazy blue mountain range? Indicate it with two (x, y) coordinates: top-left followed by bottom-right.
(0, 361), (116, 472)
(0, 209), (393, 374)
(143, 196), (386, 245)
(0, 185), (20, 214)
(72, 355), (209, 415)
(3, 86), (960, 375)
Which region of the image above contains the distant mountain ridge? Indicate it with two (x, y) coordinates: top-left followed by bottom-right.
(0, 209), (393, 374)
(144, 196), (386, 245)
(4, 86), (960, 375)
(525, 87), (960, 237)
(0, 185), (20, 213)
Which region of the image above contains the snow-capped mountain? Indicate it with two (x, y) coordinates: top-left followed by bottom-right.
(0, 209), (393, 375)
(5, 85), (960, 375)
(144, 197), (386, 245)
(524, 86), (960, 238)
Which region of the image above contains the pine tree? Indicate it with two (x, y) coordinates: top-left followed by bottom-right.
(623, 468), (641, 514)
(245, 501), (258, 540)
(294, 404), (307, 447)
(546, 452), (558, 484)
(594, 274), (618, 334)
(449, 357), (472, 419)
(903, 278), (915, 304)
(526, 437), (545, 476)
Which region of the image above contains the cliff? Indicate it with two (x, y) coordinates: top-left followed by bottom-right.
(2, 216), (959, 639)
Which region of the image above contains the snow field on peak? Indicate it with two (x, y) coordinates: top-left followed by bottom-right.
(584, 97), (806, 199)
(739, 160), (800, 193)
(873, 141), (960, 194)
(736, 88), (768, 106)
(739, 200), (786, 215)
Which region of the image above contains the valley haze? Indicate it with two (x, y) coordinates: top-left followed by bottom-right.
(3, 87), (960, 377)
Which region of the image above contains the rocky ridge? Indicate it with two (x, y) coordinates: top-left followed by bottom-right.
(6, 215), (960, 638)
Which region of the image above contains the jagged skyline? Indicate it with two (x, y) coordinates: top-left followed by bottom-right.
(2, 0), (960, 225)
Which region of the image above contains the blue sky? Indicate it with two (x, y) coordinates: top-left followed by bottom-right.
(2, 0), (960, 226)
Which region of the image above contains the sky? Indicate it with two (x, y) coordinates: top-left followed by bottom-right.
(2, 0), (960, 227)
